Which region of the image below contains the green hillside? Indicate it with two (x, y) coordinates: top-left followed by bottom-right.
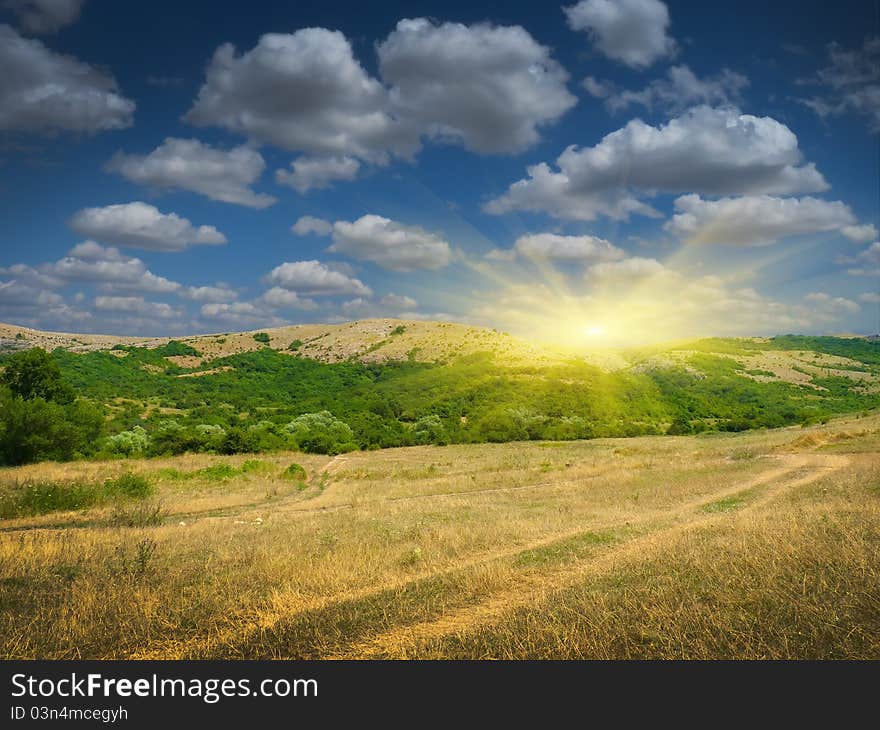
(1, 324), (879, 465)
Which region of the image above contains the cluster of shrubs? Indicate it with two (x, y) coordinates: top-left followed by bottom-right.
(0, 472), (152, 518)
(101, 407), (616, 459)
(104, 410), (361, 457)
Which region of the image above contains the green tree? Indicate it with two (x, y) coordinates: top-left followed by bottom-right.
(0, 387), (103, 465)
(470, 406), (544, 443)
(1, 348), (75, 403)
(220, 427), (251, 455)
(284, 411), (358, 454)
(106, 426), (150, 456)
(412, 414), (448, 445)
(0, 348), (104, 465)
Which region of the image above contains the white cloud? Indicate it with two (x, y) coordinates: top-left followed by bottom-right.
(265, 260), (372, 297)
(182, 284), (238, 303)
(69, 202), (227, 252)
(590, 65), (749, 114)
(276, 155), (360, 194)
(185, 28), (413, 163)
(396, 311), (454, 322)
(326, 214), (453, 271)
(93, 295), (178, 319)
(586, 256), (667, 283)
(799, 37), (880, 133)
(67, 239), (123, 260)
(106, 271), (182, 295)
(856, 242), (880, 265)
(340, 297), (372, 316)
(185, 20), (575, 174)
(39, 242), (182, 294)
(106, 138), (276, 209)
(484, 248), (518, 262)
(485, 106), (828, 221)
(564, 0), (676, 69)
(841, 224), (878, 243)
(198, 288), (323, 328)
(513, 233), (625, 262)
(380, 293), (418, 310)
(0, 24), (134, 132)
(258, 287), (317, 311)
(581, 76), (612, 99)
(666, 194), (858, 246)
(377, 18), (576, 154)
(859, 292), (880, 304)
(341, 292), (420, 318)
(0, 278), (90, 326)
(291, 216), (333, 236)
(199, 301), (285, 329)
(48, 245), (143, 283)
(0, 279), (51, 304)
(2, 0), (83, 34)
(0, 262), (62, 289)
(199, 302), (254, 318)
(804, 292), (860, 316)
(842, 242), (880, 276)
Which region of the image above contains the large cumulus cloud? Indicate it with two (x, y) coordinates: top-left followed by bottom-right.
(666, 194), (859, 246)
(69, 202), (227, 252)
(485, 106), (829, 221)
(564, 0), (676, 69)
(0, 24), (134, 133)
(184, 28), (414, 163)
(185, 20), (576, 191)
(106, 138), (276, 209)
(377, 18), (576, 154)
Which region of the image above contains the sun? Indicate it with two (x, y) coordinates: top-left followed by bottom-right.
(584, 324), (605, 337)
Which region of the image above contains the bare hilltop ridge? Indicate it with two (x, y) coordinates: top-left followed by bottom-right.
(0, 318), (628, 369)
(1, 319), (879, 392)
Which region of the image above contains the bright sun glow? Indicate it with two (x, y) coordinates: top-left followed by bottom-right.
(585, 325), (605, 337)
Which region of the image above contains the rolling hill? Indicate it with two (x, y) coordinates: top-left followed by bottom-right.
(3, 318), (878, 378)
(1, 319), (879, 464)
(1, 318), (565, 365)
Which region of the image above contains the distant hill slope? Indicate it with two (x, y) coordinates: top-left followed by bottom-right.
(1, 319), (879, 461)
(0, 318), (629, 369)
(2, 320), (878, 387)
(0, 322), (153, 352)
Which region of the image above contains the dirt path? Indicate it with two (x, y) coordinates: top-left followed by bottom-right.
(194, 454), (753, 524)
(136, 453), (842, 659)
(326, 453), (848, 659)
(0, 454), (351, 534)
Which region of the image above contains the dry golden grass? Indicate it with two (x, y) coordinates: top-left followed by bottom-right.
(631, 347), (880, 391)
(0, 413), (877, 659)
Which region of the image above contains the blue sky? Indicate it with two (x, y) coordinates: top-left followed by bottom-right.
(0, 0), (877, 345)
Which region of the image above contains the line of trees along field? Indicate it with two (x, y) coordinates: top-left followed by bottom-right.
(0, 336), (878, 466)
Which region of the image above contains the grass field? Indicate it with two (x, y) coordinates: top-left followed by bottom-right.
(1, 413), (878, 659)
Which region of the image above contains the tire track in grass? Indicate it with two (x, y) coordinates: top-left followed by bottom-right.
(0, 454), (347, 533)
(192, 456), (755, 524)
(326, 454), (848, 659)
(149, 454), (825, 659)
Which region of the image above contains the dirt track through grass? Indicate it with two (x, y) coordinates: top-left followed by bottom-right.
(1, 415), (877, 660)
(326, 455), (847, 659)
(182, 454), (845, 659)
